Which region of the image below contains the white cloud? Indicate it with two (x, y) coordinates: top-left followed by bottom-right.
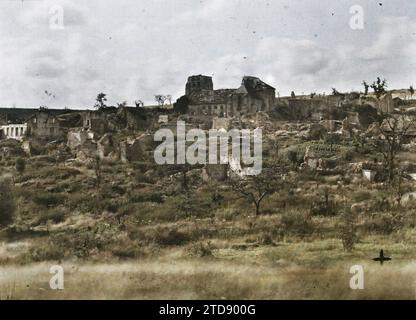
(0, 1), (415, 108)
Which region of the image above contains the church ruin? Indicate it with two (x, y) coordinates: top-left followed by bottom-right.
(184, 75), (276, 117)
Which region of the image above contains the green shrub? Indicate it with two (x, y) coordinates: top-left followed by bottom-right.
(187, 241), (214, 257)
(33, 193), (67, 207)
(281, 210), (314, 236)
(338, 209), (358, 252)
(15, 157), (26, 174)
(129, 191), (164, 203)
(36, 208), (68, 225)
(0, 178), (15, 227)
(25, 245), (64, 262)
(147, 227), (191, 246)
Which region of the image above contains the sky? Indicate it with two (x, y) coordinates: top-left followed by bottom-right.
(0, 0), (415, 108)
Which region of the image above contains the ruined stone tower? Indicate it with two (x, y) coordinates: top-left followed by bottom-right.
(185, 75), (213, 96)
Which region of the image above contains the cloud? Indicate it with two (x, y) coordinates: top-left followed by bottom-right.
(0, 1), (415, 108)
(201, 16), (416, 96)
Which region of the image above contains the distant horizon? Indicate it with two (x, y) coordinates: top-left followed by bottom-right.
(0, 84), (413, 110)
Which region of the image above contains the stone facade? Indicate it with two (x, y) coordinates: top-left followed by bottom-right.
(81, 110), (109, 134)
(186, 75), (214, 96)
(26, 111), (67, 140)
(186, 75), (275, 117)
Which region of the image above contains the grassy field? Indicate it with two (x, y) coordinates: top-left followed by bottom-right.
(1, 238), (416, 300)
(1, 123), (416, 299)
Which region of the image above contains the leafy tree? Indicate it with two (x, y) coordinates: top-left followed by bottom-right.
(370, 77), (388, 99)
(410, 86), (415, 98)
(291, 91), (296, 98)
(95, 93), (107, 109)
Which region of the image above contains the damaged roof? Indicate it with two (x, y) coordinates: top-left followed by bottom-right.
(237, 76), (275, 94)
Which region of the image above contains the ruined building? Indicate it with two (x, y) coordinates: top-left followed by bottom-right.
(26, 110), (81, 140)
(185, 75), (276, 117)
(186, 75), (214, 96)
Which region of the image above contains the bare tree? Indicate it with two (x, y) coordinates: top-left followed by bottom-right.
(135, 99), (144, 107)
(370, 110), (416, 183)
(165, 95), (172, 105)
(117, 101), (127, 108)
(228, 162), (289, 216)
(362, 81), (369, 95)
(155, 95), (165, 106)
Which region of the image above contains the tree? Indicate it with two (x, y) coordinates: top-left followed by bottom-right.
(362, 81), (369, 95)
(0, 177), (15, 227)
(410, 86), (415, 98)
(165, 95), (172, 105)
(332, 88), (341, 96)
(291, 91), (296, 98)
(228, 161), (289, 216)
(155, 95), (165, 106)
(15, 157), (26, 175)
(370, 77), (388, 99)
(370, 110), (416, 183)
(135, 100), (144, 108)
(117, 101), (127, 108)
(95, 93), (107, 109)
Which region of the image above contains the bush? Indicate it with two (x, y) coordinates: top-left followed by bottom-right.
(338, 210), (358, 252)
(129, 191), (164, 203)
(187, 241), (214, 257)
(0, 178), (15, 227)
(36, 208), (68, 225)
(361, 212), (403, 234)
(148, 227), (191, 246)
(33, 193), (67, 207)
(15, 157), (26, 174)
(281, 210), (314, 236)
(25, 245), (64, 262)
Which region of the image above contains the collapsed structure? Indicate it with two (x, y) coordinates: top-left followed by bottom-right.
(1, 77), (416, 172)
(185, 75), (276, 117)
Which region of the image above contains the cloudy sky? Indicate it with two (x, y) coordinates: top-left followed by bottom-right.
(0, 0), (415, 108)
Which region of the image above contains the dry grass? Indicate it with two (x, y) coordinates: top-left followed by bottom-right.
(1, 237), (416, 300)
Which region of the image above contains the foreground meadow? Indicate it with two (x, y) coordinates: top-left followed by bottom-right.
(2, 131), (416, 299)
(1, 236), (416, 299)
